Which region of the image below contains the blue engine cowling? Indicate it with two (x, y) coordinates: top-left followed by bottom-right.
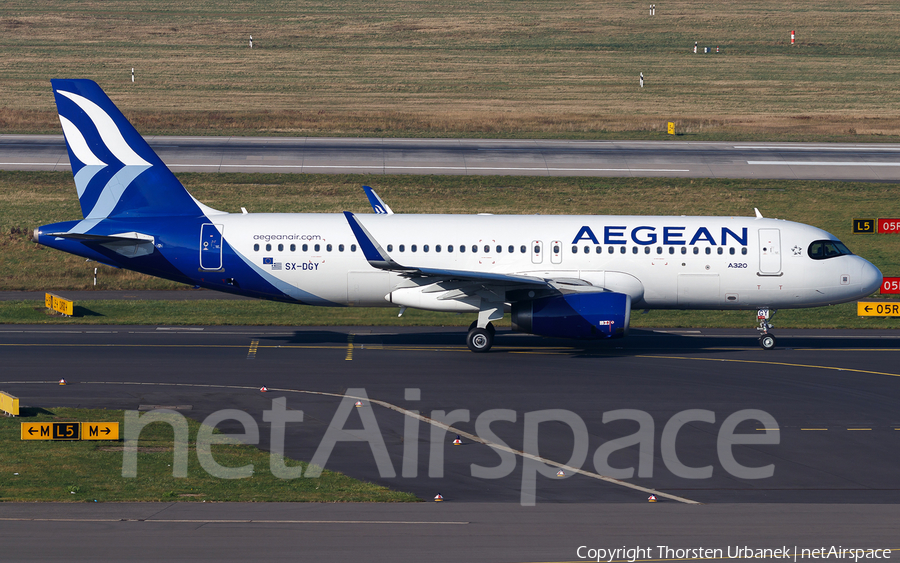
(511, 292), (631, 339)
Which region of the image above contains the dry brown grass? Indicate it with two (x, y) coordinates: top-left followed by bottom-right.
(1, 1), (899, 139)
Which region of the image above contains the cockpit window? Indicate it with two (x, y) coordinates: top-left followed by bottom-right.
(808, 240), (853, 260)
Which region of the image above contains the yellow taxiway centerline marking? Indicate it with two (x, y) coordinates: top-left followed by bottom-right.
(636, 355), (900, 379)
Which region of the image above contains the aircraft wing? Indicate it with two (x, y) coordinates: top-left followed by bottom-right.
(343, 211), (603, 292)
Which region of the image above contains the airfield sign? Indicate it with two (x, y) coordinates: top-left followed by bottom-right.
(20, 422), (119, 441)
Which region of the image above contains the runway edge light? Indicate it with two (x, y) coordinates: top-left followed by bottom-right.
(355, 400), (363, 408)
(453, 435), (462, 446)
(557, 470), (565, 477)
(59, 379), (67, 386)
(648, 495), (658, 502)
(434, 494), (444, 502)
(260, 386), (268, 392)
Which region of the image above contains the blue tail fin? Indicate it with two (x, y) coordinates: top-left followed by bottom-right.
(51, 79), (221, 219)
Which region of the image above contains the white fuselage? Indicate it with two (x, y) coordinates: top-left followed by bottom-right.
(208, 213), (882, 312)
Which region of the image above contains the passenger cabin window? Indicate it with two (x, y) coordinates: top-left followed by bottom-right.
(399, 244), (405, 252)
(423, 245), (429, 252)
(681, 247), (687, 254)
(656, 247), (662, 254)
(278, 243), (284, 252)
(387, 244), (393, 252)
(534, 245), (541, 254)
(266, 244), (272, 251)
(668, 247), (675, 254)
(717, 247), (723, 255)
(326, 244), (332, 252)
(314, 244), (320, 252)
(460, 245), (465, 253)
(571, 245), (577, 254)
(741, 247), (747, 255)
(411, 245), (417, 252)
(705, 247), (711, 255)
(449, 245), (454, 252)
(339, 244), (345, 252)
(521, 245), (527, 253)
(436, 245), (442, 253)
(253, 244), (259, 251)
(632, 246), (638, 254)
(595, 246), (602, 254)
(496, 245), (502, 253)
(619, 246), (626, 254)
(290, 244), (296, 252)
(472, 245), (478, 253)
(483, 245), (489, 253)
(644, 247), (650, 254)
(729, 247), (735, 255)
(508, 245), (514, 253)
(693, 247), (699, 255)
(351, 244), (357, 252)
(808, 240), (853, 260)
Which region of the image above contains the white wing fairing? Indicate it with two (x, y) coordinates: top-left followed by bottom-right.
(35, 79), (884, 353)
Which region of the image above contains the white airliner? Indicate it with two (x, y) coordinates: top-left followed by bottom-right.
(34, 80), (883, 352)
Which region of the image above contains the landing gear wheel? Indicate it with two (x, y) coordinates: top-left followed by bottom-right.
(467, 327), (493, 353)
(759, 334), (776, 350)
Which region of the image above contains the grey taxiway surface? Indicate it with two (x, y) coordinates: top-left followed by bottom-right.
(4, 134), (900, 181)
(2, 325), (899, 561)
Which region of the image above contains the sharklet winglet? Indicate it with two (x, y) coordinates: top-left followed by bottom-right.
(343, 211), (411, 271)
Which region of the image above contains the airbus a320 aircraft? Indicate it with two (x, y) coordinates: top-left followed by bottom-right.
(34, 80), (882, 352)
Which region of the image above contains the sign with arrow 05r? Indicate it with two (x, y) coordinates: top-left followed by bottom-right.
(857, 302), (900, 317)
(20, 422), (119, 441)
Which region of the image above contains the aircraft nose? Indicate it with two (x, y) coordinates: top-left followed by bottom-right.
(858, 258), (882, 296)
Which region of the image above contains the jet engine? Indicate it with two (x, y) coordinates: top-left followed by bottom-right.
(511, 292), (631, 339)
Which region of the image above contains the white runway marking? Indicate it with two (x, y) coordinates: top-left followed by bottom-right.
(736, 146), (900, 151)
(748, 161), (900, 166)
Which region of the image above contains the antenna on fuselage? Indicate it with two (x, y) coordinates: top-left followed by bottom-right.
(754, 208), (764, 219)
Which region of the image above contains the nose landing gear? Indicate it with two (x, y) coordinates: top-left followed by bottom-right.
(756, 309), (776, 350)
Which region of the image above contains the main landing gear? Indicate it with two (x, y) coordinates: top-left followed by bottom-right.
(467, 321), (496, 353)
(756, 308), (776, 350)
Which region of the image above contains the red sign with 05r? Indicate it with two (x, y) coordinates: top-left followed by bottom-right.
(878, 219), (900, 234)
(881, 277), (900, 294)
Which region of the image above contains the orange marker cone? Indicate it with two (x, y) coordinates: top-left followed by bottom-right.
(434, 494), (444, 502)
(260, 386), (268, 392)
(59, 379), (67, 386)
(648, 495), (657, 502)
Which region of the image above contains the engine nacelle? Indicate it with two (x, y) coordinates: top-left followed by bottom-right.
(511, 292), (631, 339)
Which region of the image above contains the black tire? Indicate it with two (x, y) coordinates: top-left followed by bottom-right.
(759, 334), (776, 350)
(467, 327), (493, 353)
(486, 322), (496, 335)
